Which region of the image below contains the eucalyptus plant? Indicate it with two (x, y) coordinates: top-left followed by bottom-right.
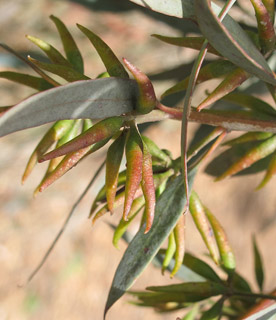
(1, 0), (276, 319)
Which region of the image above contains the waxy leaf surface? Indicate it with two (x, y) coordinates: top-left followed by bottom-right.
(104, 168), (197, 317)
(0, 78), (138, 137)
(195, 0), (276, 85)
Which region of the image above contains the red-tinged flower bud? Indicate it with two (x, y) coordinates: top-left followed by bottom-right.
(122, 58), (156, 114)
(40, 116), (124, 162)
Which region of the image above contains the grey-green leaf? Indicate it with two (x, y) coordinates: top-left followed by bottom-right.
(0, 78), (138, 137)
(195, 0), (276, 85)
(104, 168), (197, 318)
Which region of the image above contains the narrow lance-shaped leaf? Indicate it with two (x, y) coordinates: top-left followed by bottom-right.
(77, 24), (129, 78)
(0, 43), (60, 87)
(26, 35), (72, 67)
(205, 207), (236, 272)
(257, 150), (276, 189)
(22, 120), (74, 183)
(162, 60), (236, 98)
(0, 78), (138, 137)
(141, 142), (156, 233)
(252, 235), (264, 291)
(123, 58), (156, 114)
(0, 71), (53, 91)
(28, 56), (89, 82)
(50, 15), (84, 73)
(152, 35), (221, 56)
(171, 213), (186, 277)
(250, 0), (276, 54)
(142, 135), (171, 164)
(40, 116), (124, 161)
(223, 92), (276, 116)
(183, 253), (222, 283)
(123, 123), (143, 221)
(162, 232), (176, 274)
(183, 305), (199, 320)
(34, 119), (82, 194)
(106, 131), (127, 212)
(38, 138), (110, 193)
(195, 0), (276, 85)
(200, 297), (224, 320)
(82, 119), (93, 132)
(104, 167), (197, 317)
(189, 191), (220, 265)
(197, 68), (250, 111)
(224, 132), (273, 146)
(112, 196), (145, 249)
(188, 127), (225, 159)
(216, 135), (276, 181)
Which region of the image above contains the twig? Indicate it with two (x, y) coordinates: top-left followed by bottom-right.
(25, 160), (105, 284)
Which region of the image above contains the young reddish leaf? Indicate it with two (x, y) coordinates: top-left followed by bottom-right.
(250, 0), (276, 54)
(252, 235), (265, 291)
(112, 196), (145, 249)
(162, 60), (236, 98)
(40, 116), (124, 161)
(141, 142), (156, 233)
(27, 56), (89, 82)
(106, 131), (127, 212)
(171, 213), (186, 277)
(22, 120), (74, 183)
(90, 170), (127, 216)
(162, 232), (176, 274)
(216, 135), (276, 181)
(189, 191), (220, 265)
(123, 123), (143, 221)
(26, 35), (71, 67)
(262, 0), (275, 24)
(0, 71), (52, 91)
(50, 15), (84, 73)
(205, 207), (236, 272)
(34, 119), (82, 194)
(141, 135), (172, 165)
(37, 137), (110, 193)
(257, 150), (276, 189)
(77, 24), (129, 78)
(224, 132), (273, 146)
(122, 58), (156, 115)
(197, 68), (249, 111)
(152, 35), (221, 56)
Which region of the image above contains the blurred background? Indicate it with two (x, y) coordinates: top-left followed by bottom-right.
(0, 0), (275, 319)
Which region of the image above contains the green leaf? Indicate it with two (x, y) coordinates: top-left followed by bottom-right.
(0, 77), (138, 137)
(200, 297), (224, 320)
(50, 15), (84, 73)
(0, 71), (53, 91)
(223, 93), (276, 117)
(183, 253), (222, 283)
(77, 24), (129, 78)
(195, 0), (276, 85)
(28, 57), (89, 82)
(253, 235), (265, 291)
(104, 167), (197, 317)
